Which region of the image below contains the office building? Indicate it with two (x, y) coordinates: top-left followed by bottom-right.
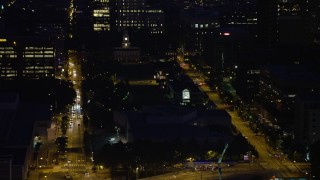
(182, 7), (219, 52)
(220, 0), (258, 28)
(0, 37), (55, 80)
(0, 4), (4, 34)
(257, 0), (320, 47)
(176, 0), (229, 9)
(92, 0), (111, 31)
(294, 93), (320, 147)
(144, 8), (164, 34)
(111, 0), (164, 34)
(34, 23), (66, 67)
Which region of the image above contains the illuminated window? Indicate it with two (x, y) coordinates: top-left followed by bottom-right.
(182, 89), (190, 100)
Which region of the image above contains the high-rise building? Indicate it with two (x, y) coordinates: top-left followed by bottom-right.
(176, 0), (228, 9)
(259, 65), (320, 133)
(181, 7), (219, 52)
(0, 37), (55, 80)
(111, 0), (164, 34)
(258, 0), (320, 47)
(294, 93), (320, 147)
(218, 0), (258, 28)
(92, 0), (111, 31)
(34, 23), (66, 68)
(0, 4), (5, 34)
(303, 0), (320, 43)
(144, 8), (164, 34)
(91, 0), (164, 33)
(114, 0), (145, 31)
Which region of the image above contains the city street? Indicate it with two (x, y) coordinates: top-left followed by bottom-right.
(176, 54), (308, 179)
(27, 50), (104, 180)
(140, 163), (272, 180)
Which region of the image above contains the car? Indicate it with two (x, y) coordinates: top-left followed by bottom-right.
(65, 175), (72, 179)
(84, 172), (89, 176)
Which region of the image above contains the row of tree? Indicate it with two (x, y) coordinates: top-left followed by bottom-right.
(93, 134), (258, 177)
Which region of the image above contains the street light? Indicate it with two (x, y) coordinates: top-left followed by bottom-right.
(91, 152), (94, 164)
(136, 167), (139, 180)
(37, 157), (44, 168)
(251, 155), (255, 164)
(187, 157), (195, 168)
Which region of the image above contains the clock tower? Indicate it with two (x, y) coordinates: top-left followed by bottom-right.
(122, 30), (131, 48)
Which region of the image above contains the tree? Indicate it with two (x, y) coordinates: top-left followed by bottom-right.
(61, 115), (69, 135)
(228, 134), (259, 160)
(205, 150), (219, 161)
(281, 135), (294, 156)
(55, 136), (68, 153)
(54, 80), (76, 112)
(33, 142), (42, 161)
(97, 142), (132, 168)
(83, 130), (91, 156)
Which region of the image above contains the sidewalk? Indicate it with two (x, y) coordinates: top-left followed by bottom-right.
(27, 169), (39, 180)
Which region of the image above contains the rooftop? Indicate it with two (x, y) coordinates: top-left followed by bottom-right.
(263, 65), (320, 88)
(0, 94), (51, 146)
(0, 147), (27, 165)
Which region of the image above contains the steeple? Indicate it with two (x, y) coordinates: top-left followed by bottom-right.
(0, 5), (4, 35)
(122, 30), (131, 48)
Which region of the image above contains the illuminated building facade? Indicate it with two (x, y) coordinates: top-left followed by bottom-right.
(0, 4), (4, 34)
(234, 66), (260, 103)
(144, 9), (164, 34)
(258, 0), (320, 46)
(277, 0), (301, 16)
(114, 0), (145, 30)
(167, 74), (208, 106)
(112, 0), (164, 34)
(177, 0), (228, 9)
(35, 23), (66, 67)
(114, 31), (140, 63)
(220, 0), (258, 27)
(92, 0), (111, 31)
(91, 0), (164, 33)
(0, 38), (55, 80)
(182, 8), (219, 52)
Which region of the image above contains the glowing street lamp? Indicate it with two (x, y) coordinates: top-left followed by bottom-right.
(136, 167), (139, 179)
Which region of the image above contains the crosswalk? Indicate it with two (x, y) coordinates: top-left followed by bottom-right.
(63, 164), (87, 172)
